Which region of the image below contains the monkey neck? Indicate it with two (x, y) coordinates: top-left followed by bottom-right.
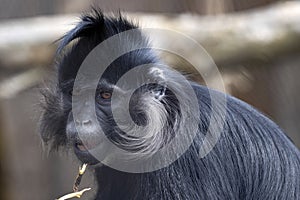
(92, 146), (203, 199)
(93, 160), (200, 200)
(94, 166), (147, 199)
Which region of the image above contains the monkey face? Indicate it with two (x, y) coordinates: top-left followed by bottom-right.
(39, 50), (175, 165)
(69, 81), (168, 165)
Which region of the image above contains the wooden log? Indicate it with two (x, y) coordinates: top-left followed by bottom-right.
(0, 2), (299, 69)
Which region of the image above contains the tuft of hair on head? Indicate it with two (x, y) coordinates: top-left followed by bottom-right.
(57, 7), (138, 54)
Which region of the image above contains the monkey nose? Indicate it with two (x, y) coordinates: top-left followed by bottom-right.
(76, 119), (92, 126)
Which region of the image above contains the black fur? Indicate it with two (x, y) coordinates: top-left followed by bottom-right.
(39, 9), (300, 199)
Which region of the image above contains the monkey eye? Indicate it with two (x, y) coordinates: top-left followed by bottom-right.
(99, 91), (112, 99)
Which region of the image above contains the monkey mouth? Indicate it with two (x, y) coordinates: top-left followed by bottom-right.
(75, 141), (98, 152)
(74, 141), (101, 165)
(76, 143), (87, 151)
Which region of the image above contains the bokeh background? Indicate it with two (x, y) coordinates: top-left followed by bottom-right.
(0, 0), (299, 199)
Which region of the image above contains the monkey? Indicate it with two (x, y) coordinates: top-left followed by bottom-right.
(39, 9), (300, 200)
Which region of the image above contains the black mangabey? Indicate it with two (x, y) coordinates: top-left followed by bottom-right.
(39, 9), (300, 200)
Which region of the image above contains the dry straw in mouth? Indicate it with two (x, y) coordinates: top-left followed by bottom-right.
(56, 163), (91, 200)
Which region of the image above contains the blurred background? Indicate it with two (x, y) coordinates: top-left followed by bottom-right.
(0, 0), (299, 199)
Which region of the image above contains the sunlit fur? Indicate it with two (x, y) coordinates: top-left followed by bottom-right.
(39, 9), (300, 199)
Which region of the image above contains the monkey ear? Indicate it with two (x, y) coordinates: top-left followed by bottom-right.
(38, 86), (68, 149)
(40, 128), (50, 143)
(38, 112), (60, 147)
(153, 86), (166, 100)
